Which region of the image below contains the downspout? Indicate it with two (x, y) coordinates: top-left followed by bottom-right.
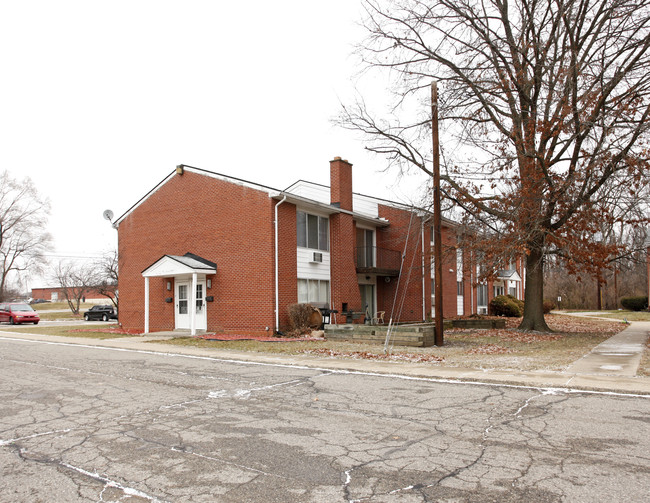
(421, 219), (426, 321)
(274, 195), (287, 333)
(470, 252), (474, 314)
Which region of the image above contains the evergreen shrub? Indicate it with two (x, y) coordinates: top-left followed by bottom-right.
(490, 295), (524, 317)
(620, 296), (648, 312)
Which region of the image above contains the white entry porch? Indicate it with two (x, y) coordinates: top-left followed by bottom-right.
(141, 253), (217, 336)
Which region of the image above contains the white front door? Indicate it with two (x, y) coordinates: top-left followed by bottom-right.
(175, 280), (207, 330)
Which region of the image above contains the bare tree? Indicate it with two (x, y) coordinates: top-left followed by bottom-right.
(96, 250), (118, 309)
(52, 262), (99, 315)
(340, 0), (650, 331)
(0, 171), (52, 300)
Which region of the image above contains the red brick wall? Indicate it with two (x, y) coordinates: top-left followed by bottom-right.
(276, 201), (298, 330)
(426, 223), (470, 318)
(330, 212), (362, 322)
(376, 206), (429, 323)
(118, 171), (280, 334)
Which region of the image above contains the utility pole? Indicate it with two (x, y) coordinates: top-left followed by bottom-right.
(431, 81), (444, 346)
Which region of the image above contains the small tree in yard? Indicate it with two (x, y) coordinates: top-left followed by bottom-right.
(340, 0), (650, 331)
(96, 250), (118, 310)
(52, 262), (99, 315)
(0, 170), (52, 300)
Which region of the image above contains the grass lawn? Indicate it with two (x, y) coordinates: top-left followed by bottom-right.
(31, 302), (95, 312)
(36, 311), (84, 321)
(1, 324), (133, 339)
(593, 311), (650, 322)
(3, 314), (644, 375)
(151, 314), (629, 373)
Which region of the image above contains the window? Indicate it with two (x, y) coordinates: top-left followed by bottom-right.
(509, 285), (517, 298)
(297, 211), (328, 251)
(178, 284), (188, 314)
(297, 279), (330, 305)
(356, 228), (374, 267)
(477, 284), (488, 307)
(457, 281), (464, 296)
(196, 284), (203, 314)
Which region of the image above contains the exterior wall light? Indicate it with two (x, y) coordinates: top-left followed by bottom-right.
(207, 279), (212, 289)
(167, 281), (172, 291)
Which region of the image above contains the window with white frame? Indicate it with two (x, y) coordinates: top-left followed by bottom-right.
(477, 284), (488, 313)
(297, 211), (329, 251)
(297, 279), (330, 305)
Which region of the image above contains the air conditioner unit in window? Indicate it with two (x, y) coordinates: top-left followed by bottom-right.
(478, 307), (488, 315)
(310, 252), (323, 263)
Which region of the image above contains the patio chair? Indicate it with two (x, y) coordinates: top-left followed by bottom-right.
(372, 311), (385, 325)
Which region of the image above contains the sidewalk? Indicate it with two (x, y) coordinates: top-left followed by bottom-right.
(1, 326), (649, 395)
(564, 321), (649, 377)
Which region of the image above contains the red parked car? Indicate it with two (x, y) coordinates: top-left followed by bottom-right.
(0, 302), (40, 324)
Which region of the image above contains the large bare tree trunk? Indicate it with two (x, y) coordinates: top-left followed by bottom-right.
(519, 243), (551, 332)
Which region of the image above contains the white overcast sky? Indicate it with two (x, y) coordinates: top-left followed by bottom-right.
(0, 0), (430, 289)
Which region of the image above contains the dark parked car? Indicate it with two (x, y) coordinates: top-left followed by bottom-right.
(0, 303), (40, 324)
(83, 305), (117, 321)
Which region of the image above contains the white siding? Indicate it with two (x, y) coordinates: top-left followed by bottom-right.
(352, 194), (379, 218)
(284, 181), (380, 218)
(297, 248), (330, 280)
(285, 181), (329, 204)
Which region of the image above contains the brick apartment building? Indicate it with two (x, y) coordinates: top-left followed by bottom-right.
(115, 158), (525, 335)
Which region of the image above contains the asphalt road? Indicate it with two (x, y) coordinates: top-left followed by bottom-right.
(1, 337), (648, 502)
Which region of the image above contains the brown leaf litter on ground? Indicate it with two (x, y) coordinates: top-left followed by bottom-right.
(302, 348), (445, 363)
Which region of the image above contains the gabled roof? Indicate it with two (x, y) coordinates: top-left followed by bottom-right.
(142, 252), (217, 277)
(496, 269), (522, 282)
(115, 163), (456, 229)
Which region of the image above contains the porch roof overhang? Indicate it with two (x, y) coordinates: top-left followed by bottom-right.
(496, 269), (522, 282)
(142, 253), (217, 278)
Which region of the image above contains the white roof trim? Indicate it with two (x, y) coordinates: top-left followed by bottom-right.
(142, 255), (217, 278)
(497, 270), (522, 282)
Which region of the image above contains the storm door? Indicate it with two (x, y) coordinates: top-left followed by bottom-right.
(175, 282), (190, 329)
(175, 280), (207, 330)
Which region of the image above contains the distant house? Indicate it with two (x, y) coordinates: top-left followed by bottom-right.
(115, 158), (525, 335)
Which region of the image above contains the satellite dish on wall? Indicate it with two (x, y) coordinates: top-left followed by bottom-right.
(103, 209), (114, 222)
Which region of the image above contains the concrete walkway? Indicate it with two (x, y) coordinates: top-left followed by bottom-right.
(564, 320), (649, 377)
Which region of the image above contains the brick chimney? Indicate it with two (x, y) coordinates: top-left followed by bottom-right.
(330, 157), (353, 212)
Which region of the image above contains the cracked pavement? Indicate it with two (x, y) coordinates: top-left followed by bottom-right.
(1, 337), (649, 502)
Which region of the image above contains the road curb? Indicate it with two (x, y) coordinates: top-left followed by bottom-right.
(2, 330), (649, 395)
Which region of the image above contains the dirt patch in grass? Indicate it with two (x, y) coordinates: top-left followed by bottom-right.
(36, 312), (84, 321)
